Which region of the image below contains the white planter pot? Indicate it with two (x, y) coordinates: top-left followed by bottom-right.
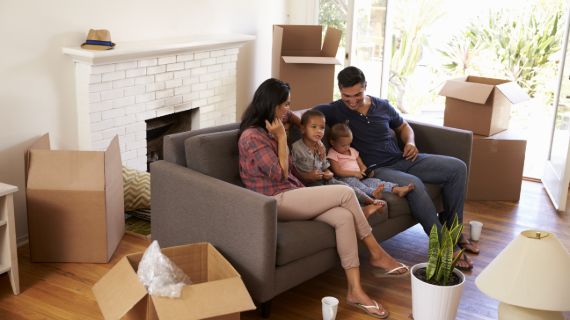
(411, 262), (466, 320)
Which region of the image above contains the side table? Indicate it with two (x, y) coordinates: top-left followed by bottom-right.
(0, 182), (19, 295)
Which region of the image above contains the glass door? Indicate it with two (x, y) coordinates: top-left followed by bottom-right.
(318, 0), (390, 98)
(543, 8), (570, 212)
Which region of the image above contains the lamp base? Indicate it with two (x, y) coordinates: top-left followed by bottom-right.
(498, 303), (564, 320)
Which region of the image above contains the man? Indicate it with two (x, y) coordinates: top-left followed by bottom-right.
(315, 66), (477, 270)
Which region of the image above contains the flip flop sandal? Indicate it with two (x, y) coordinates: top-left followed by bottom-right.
(458, 238), (480, 254)
(349, 300), (390, 319)
(372, 263), (410, 278)
(455, 254), (473, 271)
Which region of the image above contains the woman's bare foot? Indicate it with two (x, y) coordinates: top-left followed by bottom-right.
(346, 291), (388, 318)
(362, 201), (385, 218)
(369, 254), (406, 275)
(392, 184), (415, 197)
(371, 184), (385, 199)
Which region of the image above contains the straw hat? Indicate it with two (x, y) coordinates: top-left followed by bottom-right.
(81, 29), (115, 50)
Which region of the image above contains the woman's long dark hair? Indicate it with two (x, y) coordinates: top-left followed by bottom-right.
(239, 78), (290, 134)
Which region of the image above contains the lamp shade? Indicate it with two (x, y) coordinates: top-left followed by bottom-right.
(476, 230), (570, 311)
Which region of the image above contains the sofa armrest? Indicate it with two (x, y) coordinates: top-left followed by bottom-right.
(408, 120), (473, 171)
(150, 160), (277, 301)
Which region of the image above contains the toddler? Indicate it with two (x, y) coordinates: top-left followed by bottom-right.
(328, 122), (414, 201)
(291, 110), (385, 217)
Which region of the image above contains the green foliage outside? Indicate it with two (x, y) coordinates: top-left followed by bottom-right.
(425, 215), (464, 286)
(319, 0), (348, 47)
(440, 6), (563, 99)
(388, 0), (444, 113)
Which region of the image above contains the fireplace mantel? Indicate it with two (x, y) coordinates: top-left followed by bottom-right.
(63, 33), (254, 171)
(63, 34), (255, 64)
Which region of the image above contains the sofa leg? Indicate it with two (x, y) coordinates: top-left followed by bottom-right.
(260, 300), (272, 318)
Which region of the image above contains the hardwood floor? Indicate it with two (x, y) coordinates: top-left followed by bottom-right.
(0, 180), (568, 319)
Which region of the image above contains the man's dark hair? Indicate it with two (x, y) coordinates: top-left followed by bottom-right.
(337, 66), (366, 88)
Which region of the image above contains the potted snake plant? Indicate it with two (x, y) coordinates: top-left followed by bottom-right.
(411, 215), (466, 320)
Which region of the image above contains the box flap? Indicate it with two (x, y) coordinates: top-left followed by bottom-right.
(26, 150), (105, 191)
(282, 56), (341, 65)
(496, 81), (531, 104)
(277, 25), (323, 56)
(272, 25), (284, 77)
(466, 75), (510, 86)
(439, 79), (494, 104)
(151, 277), (255, 319)
(25, 133), (51, 184)
(92, 257), (148, 320)
(104, 135), (125, 256)
(321, 27), (342, 57)
(29, 133), (51, 150)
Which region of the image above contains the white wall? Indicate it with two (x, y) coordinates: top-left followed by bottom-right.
(0, 0), (291, 242)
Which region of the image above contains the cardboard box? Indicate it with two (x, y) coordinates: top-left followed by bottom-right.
(25, 134), (124, 263)
(467, 130), (527, 201)
(93, 242), (256, 320)
(272, 24), (342, 110)
(439, 76), (530, 136)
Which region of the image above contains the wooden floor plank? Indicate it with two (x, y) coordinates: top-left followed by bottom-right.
(0, 180), (568, 319)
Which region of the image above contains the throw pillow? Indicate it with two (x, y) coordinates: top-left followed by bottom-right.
(122, 166), (151, 211)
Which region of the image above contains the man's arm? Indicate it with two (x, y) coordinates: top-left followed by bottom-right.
(395, 120), (419, 161)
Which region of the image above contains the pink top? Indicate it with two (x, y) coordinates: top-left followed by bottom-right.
(327, 147), (360, 172)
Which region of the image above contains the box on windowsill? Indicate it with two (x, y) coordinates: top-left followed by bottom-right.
(272, 24), (342, 110)
(25, 133), (124, 263)
(93, 242), (255, 320)
(439, 76), (530, 136)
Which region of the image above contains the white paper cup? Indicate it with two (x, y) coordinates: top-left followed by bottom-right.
(322, 296), (339, 320)
(469, 220), (483, 241)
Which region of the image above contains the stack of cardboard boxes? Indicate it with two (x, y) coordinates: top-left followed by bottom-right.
(440, 76), (530, 201)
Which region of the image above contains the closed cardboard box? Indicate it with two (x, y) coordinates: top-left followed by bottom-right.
(467, 130), (527, 201)
(93, 242), (255, 320)
(440, 76), (530, 136)
(272, 25), (341, 110)
(25, 134), (124, 263)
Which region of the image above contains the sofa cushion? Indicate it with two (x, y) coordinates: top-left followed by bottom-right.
(184, 129), (242, 186)
(276, 220), (336, 266)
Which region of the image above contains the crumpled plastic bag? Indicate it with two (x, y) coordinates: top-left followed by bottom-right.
(136, 240), (191, 298)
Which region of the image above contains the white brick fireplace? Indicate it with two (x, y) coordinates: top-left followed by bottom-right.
(63, 34), (254, 171)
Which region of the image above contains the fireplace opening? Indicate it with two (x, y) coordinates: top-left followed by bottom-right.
(145, 108), (197, 171)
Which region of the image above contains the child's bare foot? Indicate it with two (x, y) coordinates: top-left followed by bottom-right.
(362, 201), (386, 218)
(393, 184), (415, 197)
(371, 184), (385, 199)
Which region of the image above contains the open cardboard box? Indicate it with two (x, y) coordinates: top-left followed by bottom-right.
(272, 24), (342, 110)
(25, 134), (124, 263)
(439, 76), (530, 136)
(467, 129), (527, 201)
(93, 242), (255, 320)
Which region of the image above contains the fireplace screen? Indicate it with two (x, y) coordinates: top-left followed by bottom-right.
(145, 109), (197, 171)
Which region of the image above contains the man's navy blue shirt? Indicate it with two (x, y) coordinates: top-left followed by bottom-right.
(316, 97), (404, 167)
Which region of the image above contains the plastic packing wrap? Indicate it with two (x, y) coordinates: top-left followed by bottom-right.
(137, 240), (191, 298)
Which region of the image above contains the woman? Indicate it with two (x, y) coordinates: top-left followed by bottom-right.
(238, 78), (408, 319)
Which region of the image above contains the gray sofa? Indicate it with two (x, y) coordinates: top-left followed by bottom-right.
(151, 120), (472, 317)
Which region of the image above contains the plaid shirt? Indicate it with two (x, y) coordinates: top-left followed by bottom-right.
(239, 127), (304, 196)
